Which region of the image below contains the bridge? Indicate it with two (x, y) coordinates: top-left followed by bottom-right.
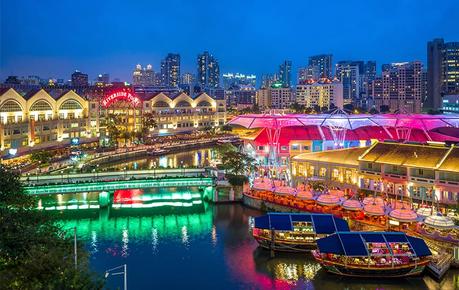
(22, 168), (209, 185)
(24, 177), (215, 196)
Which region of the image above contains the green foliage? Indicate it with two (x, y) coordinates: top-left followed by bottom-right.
(309, 181), (325, 191)
(0, 165), (103, 289)
(30, 151), (52, 164)
(289, 102), (306, 113)
(226, 174), (248, 186)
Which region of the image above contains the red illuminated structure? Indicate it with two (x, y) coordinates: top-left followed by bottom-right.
(229, 111), (459, 166)
(102, 89), (141, 108)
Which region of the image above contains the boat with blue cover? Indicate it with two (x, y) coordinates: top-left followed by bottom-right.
(312, 231), (432, 278)
(252, 212), (350, 252)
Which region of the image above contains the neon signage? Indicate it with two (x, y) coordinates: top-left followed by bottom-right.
(102, 90), (141, 107)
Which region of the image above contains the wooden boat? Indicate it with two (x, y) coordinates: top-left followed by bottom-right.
(312, 232), (431, 278)
(252, 212), (350, 252)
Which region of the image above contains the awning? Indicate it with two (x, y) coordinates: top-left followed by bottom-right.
(254, 213), (350, 233)
(316, 232), (432, 257)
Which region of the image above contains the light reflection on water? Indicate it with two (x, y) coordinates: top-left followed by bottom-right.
(56, 201), (457, 290)
(101, 148), (217, 171)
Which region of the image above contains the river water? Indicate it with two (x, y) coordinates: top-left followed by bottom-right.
(49, 148), (458, 289)
(55, 202), (458, 290)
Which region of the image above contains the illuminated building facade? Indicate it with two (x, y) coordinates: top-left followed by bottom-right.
(160, 53), (181, 87)
(197, 51), (220, 89)
(296, 78), (343, 109)
(0, 88), (226, 153)
(291, 142), (459, 209)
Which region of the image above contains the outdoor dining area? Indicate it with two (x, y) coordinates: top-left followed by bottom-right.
(247, 177), (459, 243)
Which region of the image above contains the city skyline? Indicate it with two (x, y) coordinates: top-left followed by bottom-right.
(1, 0), (459, 81)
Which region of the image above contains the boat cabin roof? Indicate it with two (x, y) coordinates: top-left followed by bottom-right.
(253, 212), (350, 234)
(317, 231), (431, 257)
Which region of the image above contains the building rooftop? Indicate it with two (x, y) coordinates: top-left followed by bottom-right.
(293, 146), (367, 167)
(359, 142), (450, 169)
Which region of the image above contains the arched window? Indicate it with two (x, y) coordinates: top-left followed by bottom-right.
(30, 100), (52, 111)
(176, 101), (191, 107)
(153, 101), (170, 108)
(197, 101), (212, 107)
(60, 99), (82, 110)
(0, 100), (22, 112)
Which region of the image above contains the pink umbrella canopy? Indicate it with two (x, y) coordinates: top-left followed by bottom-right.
(364, 203), (385, 216)
(342, 199), (363, 211)
(274, 186), (296, 195)
(297, 191), (314, 200)
(316, 194), (340, 206)
(329, 189), (345, 198)
(363, 196), (385, 206)
(389, 208), (418, 222)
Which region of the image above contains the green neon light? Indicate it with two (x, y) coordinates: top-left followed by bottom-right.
(25, 177), (214, 195)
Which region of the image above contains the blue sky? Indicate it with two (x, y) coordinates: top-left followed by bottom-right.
(1, 0), (458, 82)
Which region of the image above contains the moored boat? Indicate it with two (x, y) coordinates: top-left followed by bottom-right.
(312, 231), (431, 278)
(252, 212), (350, 252)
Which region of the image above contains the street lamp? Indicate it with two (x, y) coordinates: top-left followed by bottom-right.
(123, 167), (127, 180)
(104, 264), (127, 290)
(180, 161), (184, 176)
(61, 170), (64, 183)
(153, 161), (157, 179)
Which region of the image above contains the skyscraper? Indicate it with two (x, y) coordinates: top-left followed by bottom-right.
(308, 54), (333, 79)
(371, 62), (423, 113)
(427, 38), (459, 110)
(279, 60), (292, 87)
(133, 64), (143, 85)
(197, 51), (220, 88)
(71, 70), (89, 86)
(222, 73), (256, 89)
(144, 64), (155, 86)
(335, 61), (364, 104)
(181, 73), (195, 85)
(160, 53), (180, 87)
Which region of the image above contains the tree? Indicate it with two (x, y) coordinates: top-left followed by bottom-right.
(289, 102), (305, 113)
(0, 166), (103, 289)
(30, 151), (52, 164)
(141, 112), (157, 139)
(369, 107), (379, 114)
(106, 113), (122, 146)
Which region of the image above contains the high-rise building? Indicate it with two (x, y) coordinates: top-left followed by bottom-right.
(197, 51), (220, 88)
(71, 70), (89, 87)
(225, 86), (256, 107)
(279, 60), (292, 88)
(307, 54), (333, 79)
(296, 78), (343, 109)
(261, 74), (278, 89)
(222, 73), (256, 89)
(96, 73), (110, 84)
(335, 61), (365, 104)
(181, 73), (195, 85)
(160, 53), (180, 87)
(371, 62), (423, 113)
(427, 38), (459, 110)
(133, 64), (144, 86)
(256, 88), (271, 109)
(270, 83), (293, 109)
(144, 64), (155, 86)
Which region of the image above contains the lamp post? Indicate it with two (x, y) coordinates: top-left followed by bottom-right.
(123, 167), (127, 180)
(180, 161), (184, 176)
(105, 264), (127, 290)
(153, 161), (157, 179)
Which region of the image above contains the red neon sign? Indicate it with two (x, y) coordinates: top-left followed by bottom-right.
(102, 90), (141, 107)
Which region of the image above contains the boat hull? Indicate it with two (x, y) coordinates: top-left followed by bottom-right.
(254, 235), (316, 252)
(314, 256), (428, 278)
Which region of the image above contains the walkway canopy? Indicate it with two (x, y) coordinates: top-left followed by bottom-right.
(424, 215), (455, 229)
(254, 213), (349, 233)
(316, 232), (431, 257)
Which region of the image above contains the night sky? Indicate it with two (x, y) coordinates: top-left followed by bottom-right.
(1, 0), (458, 82)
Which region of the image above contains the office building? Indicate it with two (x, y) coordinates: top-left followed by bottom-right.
(296, 78), (343, 110)
(270, 84), (293, 109)
(160, 53), (180, 87)
(256, 88), (271, 109)
(371, 62), (423, 113)
(335, 61), (364, 104)
(197, 51), (220, 88)
(427, 39), (459, 110)
(279, 60), (292, 87)
(307, 54), (333, 79)
(222, 73), (256, 90)
(181, 73), (195, 85)
(71, 71), (89, 87)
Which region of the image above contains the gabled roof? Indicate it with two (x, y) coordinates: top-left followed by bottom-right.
(437, 147), (459, 172)
(317, 232), (431, 257)
(23, 89), (42, 100)
(254, 212), (350, 233)
(293, 146), (367, 166)
(359, 142), (450, 169)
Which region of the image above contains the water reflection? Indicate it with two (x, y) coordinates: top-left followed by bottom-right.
(102, 148), (217, 171)
(53, 198), (457, 290)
